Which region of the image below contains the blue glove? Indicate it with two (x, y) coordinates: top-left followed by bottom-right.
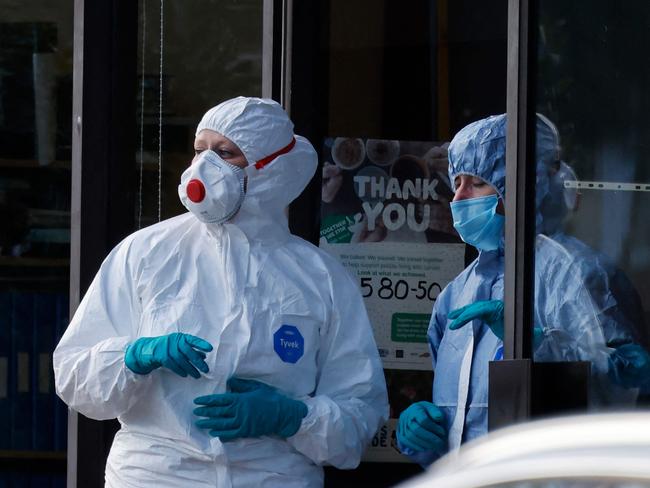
(125, 332), (213, 378)
(396, 402), (447, 454)
(448, 300), (544, 348)
(193, 377), (308, 441)
(608, 343), (650, 390)
(448, 300), (505, 339)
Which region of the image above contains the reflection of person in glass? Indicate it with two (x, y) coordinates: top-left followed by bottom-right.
(538, 126), (647, 344)
(395, 114), (650, 467)
(536, 116), (649, 395)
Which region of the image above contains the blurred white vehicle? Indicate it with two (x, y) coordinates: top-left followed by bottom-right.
(398, 412), (650, 488)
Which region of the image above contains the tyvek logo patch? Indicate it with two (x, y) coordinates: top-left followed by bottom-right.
(273, 325), (304, 364)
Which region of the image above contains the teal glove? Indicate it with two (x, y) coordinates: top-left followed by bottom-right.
(608, 343), (650, 389)
(448, 300), (505, 339)
(396, 401), (447, 453)
(448, 300), (544, 348)
(125, 332), (213, 378)
(193, 377), (308, 441)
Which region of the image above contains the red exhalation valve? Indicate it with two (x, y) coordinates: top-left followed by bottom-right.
(186, 179), (206, 203)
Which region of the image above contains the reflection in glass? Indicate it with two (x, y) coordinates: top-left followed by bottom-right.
(0, 2), (72, 484)
(136, 0), (263, 227)
(535, 0), (650, 407)
(319, 0), (509, 465)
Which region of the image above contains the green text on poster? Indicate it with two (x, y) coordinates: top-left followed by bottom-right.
(391, 313), (431, 343)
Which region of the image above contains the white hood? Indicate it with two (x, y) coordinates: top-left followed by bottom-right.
(196, 97), (318, 240)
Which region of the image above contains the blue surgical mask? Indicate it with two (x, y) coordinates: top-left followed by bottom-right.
(450, 194), (504, 251)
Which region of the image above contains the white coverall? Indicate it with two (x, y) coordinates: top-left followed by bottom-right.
(54, 97), (389, 488)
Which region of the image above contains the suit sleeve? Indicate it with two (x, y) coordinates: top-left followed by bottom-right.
(53, 238), (152, 420)
(286, 267), (389, 468)
(396, 288), (452, 467)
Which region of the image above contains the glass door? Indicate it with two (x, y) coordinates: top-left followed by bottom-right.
(290, 0), (508, 471)
(0, 2), (73, 486)
(135, 0), (264, 227)
(532, 0), (650, 410)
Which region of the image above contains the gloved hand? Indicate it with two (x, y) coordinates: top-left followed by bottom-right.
(608, 343), (650, 389)
(448, 300), (545, 348)
(193, 377), (308, 441)
(396, 401), (447, 454)
(448, 300), (505, 339)
(125, 332), (213, 378)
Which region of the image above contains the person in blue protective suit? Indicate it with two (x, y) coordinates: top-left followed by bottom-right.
(537, 115), (645, 337)
(535, 127), (650, 400)
(53, 97), (389, 488)
(396, 113), (650, 467)
(536, 122), (650, 395)
(539, 155), (648, 350)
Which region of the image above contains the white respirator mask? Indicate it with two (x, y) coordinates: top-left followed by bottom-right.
(178, 149), (247, 224)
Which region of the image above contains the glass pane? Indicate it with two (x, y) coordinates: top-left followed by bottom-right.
(317, 0), (507, 461)
(534, 1), (650, 408)
(135, 0), (263, 228)
(327, 0), (506, 140)
(0, 0), (72, 484)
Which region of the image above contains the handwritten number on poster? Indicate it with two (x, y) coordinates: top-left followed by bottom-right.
(360, 278), (442, 301)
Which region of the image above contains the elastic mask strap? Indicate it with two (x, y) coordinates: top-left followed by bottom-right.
(254, 137), (296, 170)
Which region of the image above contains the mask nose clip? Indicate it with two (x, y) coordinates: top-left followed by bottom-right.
(187, 179), (206, 203)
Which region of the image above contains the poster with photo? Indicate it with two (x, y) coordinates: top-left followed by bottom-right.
(319, 137), (467, 462)
(320, 137), (466, 369)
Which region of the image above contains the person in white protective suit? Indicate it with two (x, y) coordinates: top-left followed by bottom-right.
(53, 97), (389, 488)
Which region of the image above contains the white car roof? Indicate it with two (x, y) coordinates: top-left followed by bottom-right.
(400, 412), (650, 488)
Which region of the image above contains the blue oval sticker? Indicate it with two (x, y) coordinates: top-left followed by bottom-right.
(273, 324), (304, 364)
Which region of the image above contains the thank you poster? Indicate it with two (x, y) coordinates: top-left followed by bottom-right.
(319, 137), (465, 461)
